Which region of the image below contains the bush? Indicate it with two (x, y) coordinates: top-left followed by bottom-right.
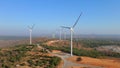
(35, 60), (43, 66)
(27, 60), (34, 66)
(20, 63), (26, 66)
(49, 56), (61, 67)
(9, 57), (16, 62)
(2, 64), (9, 68)
(76, 57), (82, 61)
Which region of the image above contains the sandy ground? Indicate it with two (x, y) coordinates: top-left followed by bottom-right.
(52, 50), (102, 68)
(46, 40), (60, 45)
(52, 50), (62, 53)
(47, 40), (120, 68)
(46, 40), (71, 47)
(67, 56), (120, 68)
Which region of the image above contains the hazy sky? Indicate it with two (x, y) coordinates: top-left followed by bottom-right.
(0, 0), (120, 36)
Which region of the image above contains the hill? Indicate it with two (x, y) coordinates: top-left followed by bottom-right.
(0, 44), (61, 68)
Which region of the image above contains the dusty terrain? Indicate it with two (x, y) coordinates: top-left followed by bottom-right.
(46, 40), (70, 46)
(52, 52), (102, 68)
(46, 40), (120, 68)
(67, 56), (120, 68)
(1, 39), (120, 68)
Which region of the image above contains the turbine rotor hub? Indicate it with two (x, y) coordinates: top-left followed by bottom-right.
(70, 28), (74, 32)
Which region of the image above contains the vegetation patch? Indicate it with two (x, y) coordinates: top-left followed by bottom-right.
(0, 44), (61, 68)
(42, 44), (120, 58)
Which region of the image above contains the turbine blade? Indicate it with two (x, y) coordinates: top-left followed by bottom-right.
(72, 12), (82, 28)
(28, 24), (35, 30)
(61, 26), (71, 29)
(31, 24), (35, 29)
(28, 26), (31, 29)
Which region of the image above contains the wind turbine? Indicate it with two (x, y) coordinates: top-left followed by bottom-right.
(63, 30), (66, 40)
(52, 31), (56, 39)
(61, 12), (82, 56)
(59, 27), (62, 41)
(61, 28), (67, 40)
(52, 33), (55, 38)
(28, 24), (35, 45)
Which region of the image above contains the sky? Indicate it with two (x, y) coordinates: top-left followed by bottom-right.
(0, 0), (120, 36)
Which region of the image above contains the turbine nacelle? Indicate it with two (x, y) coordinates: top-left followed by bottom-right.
(60, 12), (82, 56)
(28, 24), (35, 30)
(61, 26), (74, 33)
(29, 29), (32, 32)
(70, 28), (74, 32)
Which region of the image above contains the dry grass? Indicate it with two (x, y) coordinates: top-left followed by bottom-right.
(67, 56), (120, 68)
(46, 40), (70, 46)
(52, 50), (62, 53)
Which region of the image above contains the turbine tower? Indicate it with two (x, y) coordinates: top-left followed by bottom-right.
(28, 24), (35, 45)
(63, 30), (66, 40)
(59, 27), (62, 41)
(52, 32), (56, 39)
(61, 12), (82, 56)
(61, 28), (67, 40)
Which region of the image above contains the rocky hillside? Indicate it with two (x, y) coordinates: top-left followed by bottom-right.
(96, 45), (120, 53)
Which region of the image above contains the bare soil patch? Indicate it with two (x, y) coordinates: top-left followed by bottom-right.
(67, 56), (120, 68)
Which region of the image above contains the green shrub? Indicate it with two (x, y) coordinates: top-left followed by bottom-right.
(27, 60), (34, 66)
(49, 56), (61, 66)
(76, 57), (82, 61)
(2, 64), (9, 68)
(20, 63), (26, 66)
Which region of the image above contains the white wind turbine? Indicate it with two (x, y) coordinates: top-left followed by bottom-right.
(28, 24), (35, 45)
(59, 27), (62, 41)
(52, 33), (55, 39)
(52, 31), (56, 39)
(61, 12), (82, 56)
(60, 27), (67, 40)
(59, 27), (66, 40)
(63, 29), (67, 40)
